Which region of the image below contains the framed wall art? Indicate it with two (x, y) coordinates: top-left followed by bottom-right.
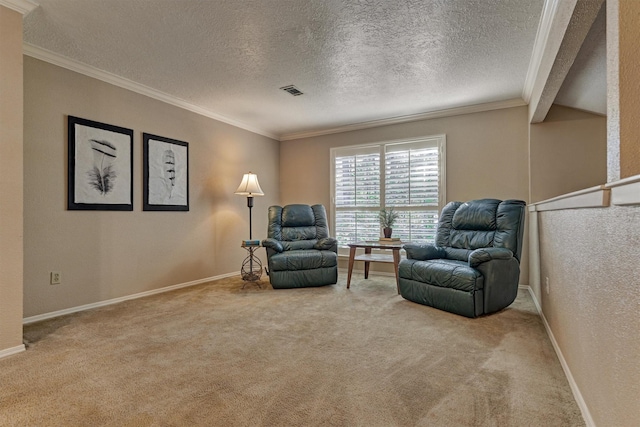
(68, 116), (134, 211)
(143, 133), (189, 211)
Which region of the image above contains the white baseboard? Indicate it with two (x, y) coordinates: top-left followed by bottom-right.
(521, 286), (595, 427)
(0, 344), (26, 360)
(23, 272), (238, 325)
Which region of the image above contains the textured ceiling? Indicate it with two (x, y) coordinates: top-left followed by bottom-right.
(23, 0), (550, 139)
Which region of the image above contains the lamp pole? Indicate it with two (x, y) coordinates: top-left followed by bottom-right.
(246, 195), (256, 279)
(247, 195), (254, 240)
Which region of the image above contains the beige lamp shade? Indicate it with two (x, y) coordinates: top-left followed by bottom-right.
(235, 172), (264, 196)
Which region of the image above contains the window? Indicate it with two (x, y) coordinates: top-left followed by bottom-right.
(331, 136), (446, 250)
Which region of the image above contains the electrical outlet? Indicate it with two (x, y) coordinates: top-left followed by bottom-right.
(545, 277), (550, 294)
(50, 271), (61, 285)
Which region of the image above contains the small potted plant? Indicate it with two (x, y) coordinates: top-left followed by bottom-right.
(379, 207), (399, 238)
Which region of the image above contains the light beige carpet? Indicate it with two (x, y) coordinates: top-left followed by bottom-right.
(1, 274), (584, 426)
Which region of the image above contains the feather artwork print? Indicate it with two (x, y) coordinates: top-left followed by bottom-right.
(68, 116), (133, 210)
(87, 139), (117, 195)
(163, 149), (176, 199)
(143, 133), (188, 210)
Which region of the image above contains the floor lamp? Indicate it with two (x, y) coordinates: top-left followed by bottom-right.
(235, 172), (264, 240)
(235, 172), (264, 284)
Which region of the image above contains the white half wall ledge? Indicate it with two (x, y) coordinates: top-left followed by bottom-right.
(0, 0), (38, 15)
(531, 184), (610, 211)
(605, 174), (640, 206)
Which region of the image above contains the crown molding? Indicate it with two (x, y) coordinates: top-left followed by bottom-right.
(24, 43), (527, 143)
(0, 0), (38, 14)
(23, 43), (279, 141)
(279, 98), (527, 141)
(522, 0), (560, 103)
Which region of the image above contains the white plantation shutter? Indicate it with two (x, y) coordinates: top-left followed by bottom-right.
(387, 210), (439, 243)
(334, 147), (381, 244)
(335, 150), (380, 207)
(383, 141), (441, 242)
(385, 145), (439, 207)
(332, 136), (445, 249)
(334, 210), (380, 246)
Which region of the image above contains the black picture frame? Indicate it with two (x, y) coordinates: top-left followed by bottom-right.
(68, 116), (134, 211)
(143, 133), (189, 211)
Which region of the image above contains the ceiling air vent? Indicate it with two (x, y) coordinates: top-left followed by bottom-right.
(280, 85), (304, 96)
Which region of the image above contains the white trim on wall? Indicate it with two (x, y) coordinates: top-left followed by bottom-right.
(522, 286), (596, 427)
(23, 43), (527, 144)
(0, 344), (26, 360)
(530, 174), (640, 211)
(22, 43), (280, 141)
(532, 185), (610, 211)
(523, 0), (561, 103)
(23, 272), (238, 325)
(605, 174), (640, 206)
(281, 99), (526, 141)
(0, 0), (38, 15)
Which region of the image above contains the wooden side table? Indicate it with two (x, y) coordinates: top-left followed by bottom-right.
(346, 241), (405, 293)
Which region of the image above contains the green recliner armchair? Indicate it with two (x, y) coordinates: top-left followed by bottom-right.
(399, 198), (526, 318)
(262, 204), (338, 289)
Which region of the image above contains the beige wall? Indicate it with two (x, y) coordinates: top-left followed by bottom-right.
(530, 105), (607, 203)
(280, 106), (530, 282)
(23, 57), (279, 317)
(538, 208), (640, 426)
(528, 104), (606, 306)
(0, 6), (25, 353)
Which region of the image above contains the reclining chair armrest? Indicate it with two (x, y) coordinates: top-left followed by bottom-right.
(262, 238), (284, 253)
(403, 244), (447, 260)
(314, 237), (338, 252)
(469, 247), (514, 268)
